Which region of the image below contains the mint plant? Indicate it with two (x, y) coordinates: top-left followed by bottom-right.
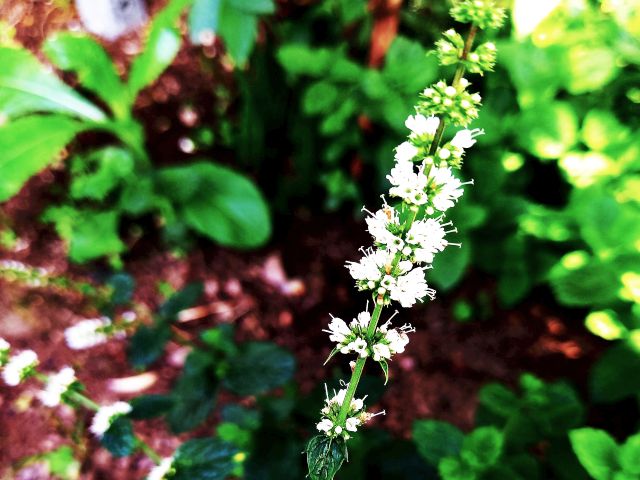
(0, 0), (271, 264)
(305, 2), (506, 478)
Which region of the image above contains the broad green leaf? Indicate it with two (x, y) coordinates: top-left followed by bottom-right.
(564, 46), (619, 94)
(382, 36), (438, 94)
(306, 435), (347, 480)
(303, 81), (340, 115)
(412, 420), (465, 466)
(0, 115), (85, 202)
(42, 207), (125, 263)
(438, 456), (475, 480)
(158, 282), (203, 321)
(201, 325), (238, 357)
(461, 427), (504, 469)
(570, 428), (620, 480)
(127, 322), (172, 368)
(430, 239), (472, 291)
(107, 272), (136, 306)
(221, 405), (261, 430)
(42, 446), (80, 480)
(70, 148), (135, 201)
(100, 416), (136, 457)
(167, 350), (218, 433)
(581, 110), (630, 152)
(43, 33), (128, 118)
(0, 46), (105, 121)
(227, 0), (274, 14)
(619, 433), (640, 475)
(189, 0), (222, 44)
(219, 3), (258, 67)
(222, 342), (295, 396)
(173, 438), (238, 480)
(129, 394), (174, 420)
(516, 102), (578, 159)
(590, 342), (640, 403)
(277, 45), (334, 77)
(128, 0), (192, 98)
(156, 161), (271, 248)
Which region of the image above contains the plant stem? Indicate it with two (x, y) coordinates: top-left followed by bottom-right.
(68, 390), (100, 411)
(429, 24), (478, 155)
(137, 438), (163, 464)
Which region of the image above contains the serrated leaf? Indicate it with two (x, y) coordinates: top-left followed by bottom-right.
(100, 416), (136, 457)
(127, 322), (172, 368)
(0, 46), (105, 121)
(43, 33), (128, 118)
(173, 438), (238, 480)
(412, 420), (464, 466)
(156, 161), (271, 248)
(570, 428), (620, 480)
(306, 435), (347, 480)
(461, 427), (504, 470)
(167, 350), (218, 433)
(129, 394), (174, 419)
(222, 342), (295, 396)
(0, 115), (86, 202)
(70, 147), (135, 201)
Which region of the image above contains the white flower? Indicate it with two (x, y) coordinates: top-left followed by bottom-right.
(372, 343), (391, 362)
(405, 114), (440, 137)
(347, 248), (391, 283)
(2, 350), (38, 386)
(351, 397), (364, 411)
(349, 338), (369, 358)
(428, 167), (468, 212)
(317, 418), (333, 433)
(387, 161), (429, 205)
(0, 338), (9, 353)
(406, 218), (452, 264)
(326, 317), (351, 344)
(450, 128), (484, 150)
(147, 457), (174, 480)
(39, 367), (77, 407)
(90, 401), (132, 438)
(394, 142), (419, 162)
(331, 389), (347, 406)
(389, 267), (435, 308)
(345, 417), (361, 432)
(64, 318), (111, 350)
(365, 208), (403, 249)
(386, 328), (411, 354)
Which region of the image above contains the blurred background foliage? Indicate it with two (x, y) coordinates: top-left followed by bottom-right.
(1, 0), (640, 478)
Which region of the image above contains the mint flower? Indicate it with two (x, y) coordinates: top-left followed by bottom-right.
(147, 457), (175, 480)
(2, 350), (38, 386)
(90, 401), (132, 437)
(39, 367), (77, 407)
(64, 317), (117, 350)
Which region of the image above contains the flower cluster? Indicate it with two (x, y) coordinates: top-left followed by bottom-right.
(39, 366), (77, 407)
(90, 401), (132, 438)
(325, 310), (414, 365)
(64, 317), (124, 350)
(450, 0), (506, 30)
(2, 349), (38, 386)
(316, 387), (381, 439)
(418, 79), (481, 127)
(437, 29), (497, 75)
(0, 259), (49, 287)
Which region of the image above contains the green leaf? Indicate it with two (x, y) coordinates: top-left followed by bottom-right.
(277, 45), (334, 77)
(107, 272), (136, 306)
(43, 33), (128, 119)
(0, 46), (105, 121)
(516, 102), (578, 159)
(42, 207), (125, 263)
(219, 3), (258, 67)
(564, 46), (619, 95)
(167, 350), (218, 433)
(382, 36), (438, 94)
(619, 433), (640, 475)
(302, 81), (340, 115)
(227, 0), (274, 14)
(222, 342), (295, 396)
(306, 435), (347, 480)
(70, 147), (135, 201)
(438, 456), (476, 480)
(158, 282), (203, 321)
(173, 438), (238, 480)
(100, 416), (136, 457)
(41, 446), (80, 480)
(0, 115), (85, 202)
(461, 427), (504, 470)
(430, 239), (472, 291)
(412, 420), (465, 466)
(581, 109), (629, 152)
(379, 359), (389, 385)
(129, 394), (174, 420)
(127, 322), (172, 368)
(570, 428), (620, 480)
(189, 0), (222, 44)
(128, 0), (191, 98)
(585, 310), (628, 341)
(201, 325), (238, 357)
(221, 404), (261, 430)
(156, 161), (271, 248)
(590, 342), (640, 403)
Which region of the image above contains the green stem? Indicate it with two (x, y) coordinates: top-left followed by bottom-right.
(137, 438), (162, 464)
(429, 24), (478, 155)
(67, 390), (100, 411)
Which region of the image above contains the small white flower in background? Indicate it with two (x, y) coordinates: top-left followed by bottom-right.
(39, 367), (77, 407)
(90, 401), (132, 438)
(405, 114), (440, 138)
(2, 350), (38, 386)
(64, 317), (112, 350)
(147, 457), (175, 480)
(428, 166), (469, 212)
(450, 128), (484, 150)
(394, 142), (419, 162)
(0, 338), (10, 365)
(390, 267), (435, 308)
